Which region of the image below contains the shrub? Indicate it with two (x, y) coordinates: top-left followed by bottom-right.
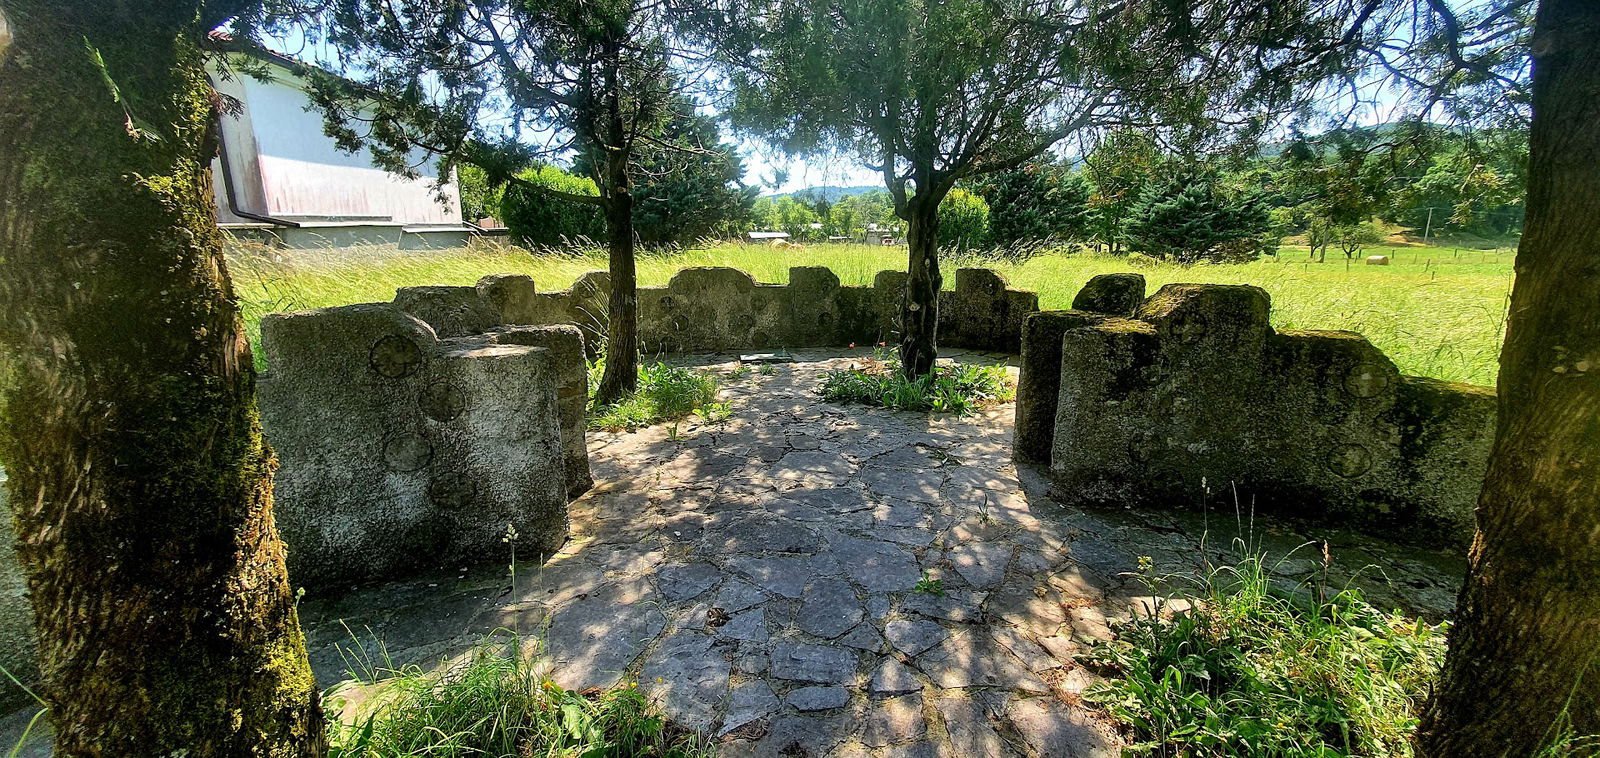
(819, 349), (1013, 414)
(937, 188), (991, 251)
(1124, 171), (1279, 264)
(500, 165), (605, 247)
(1084, 543), (1448, 757)
(974, 159), (1094, 247)
(588, 361), (720, 431)
(326, 632), (710, 758)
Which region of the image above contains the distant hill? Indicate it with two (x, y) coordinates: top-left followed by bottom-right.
(766, 185), (881, 201)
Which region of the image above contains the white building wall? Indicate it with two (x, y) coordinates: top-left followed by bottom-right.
(210, 58), (461, 226)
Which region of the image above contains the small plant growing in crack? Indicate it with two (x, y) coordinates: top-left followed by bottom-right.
(913, 571), (945, 596)
(695, 401), (733, 423)
(503, 522), (520, 598)
(758, 364), (778, 376)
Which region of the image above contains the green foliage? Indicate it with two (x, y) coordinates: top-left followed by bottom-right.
(936, 188), (991, 251)
(819, 350), (1013, 414)
(975, 158), (1094, 247)
(913, 572), (945, 596)
(1085, 545), (1449, 757)
(1333, 220), (1389, 260)
(576, 97), (756, 246)
(500, 166), (605, 248)
(326, 633), (710, 757)
(1125, 171), (1278, 264)
(588, 361), (721, 431)
(751, 195), (821, 239)
(456, 164), (504, 224)
(1084, 131), (1164, 253)
(823, 191), (900, 239)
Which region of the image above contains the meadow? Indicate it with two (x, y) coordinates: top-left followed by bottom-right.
(229, 239), (1515, 386)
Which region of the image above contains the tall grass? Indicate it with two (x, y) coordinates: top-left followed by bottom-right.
(1084, 542), (1449, 757)
(326, 631), (712, 758)
(229, 238), (1512, 385)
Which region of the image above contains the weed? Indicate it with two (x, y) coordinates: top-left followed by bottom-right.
(913, 572), (945, 596)
(820, 349), (1014, 415)
(588, 361), (720, 431)
(694, 401), (733, 423)
(758, 364), (778, 376)
(1084, 540), (1448, 757)
(325, 632), (711, 757)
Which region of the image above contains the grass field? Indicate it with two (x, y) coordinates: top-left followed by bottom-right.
(229, 239), (1514, 386)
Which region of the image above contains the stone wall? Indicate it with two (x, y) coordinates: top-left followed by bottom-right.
(1027, 281), (1495, 544)
(400, 265), (1039, 356)
(259, 304), (575, 588)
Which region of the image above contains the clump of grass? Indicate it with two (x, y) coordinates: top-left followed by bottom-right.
(819, 347), (1014, 414)
(588, 360), (720, 431)
(1083, 544), (1448, 757)
(327, 632), (710, 758)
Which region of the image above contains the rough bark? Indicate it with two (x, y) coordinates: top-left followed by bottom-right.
(1417, 0), (1600, 753)
(594, 146), (640, 406)
(0, 3), (325, 754)
(899, 195), (943, 379)
(591, 45), (640, 407)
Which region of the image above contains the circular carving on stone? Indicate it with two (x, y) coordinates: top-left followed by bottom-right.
(381, 433), (433, 472)
(1343, 361), (1393, 399)
(817, 311), (833, 326)
(736, 314), (757, 332)
(660, 295), (676, 310)
(420, 381), (465, 422)
(1170, 314), (1208, 344)
(369, 335), (422, 378)
(672, 316), (688, 332)
(1328, 443), (1373, 478)
(429, 471), (475, 509)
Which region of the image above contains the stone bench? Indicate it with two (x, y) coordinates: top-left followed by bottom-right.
(1019, 277), (1495, 545)
(259, 304), (576, 587)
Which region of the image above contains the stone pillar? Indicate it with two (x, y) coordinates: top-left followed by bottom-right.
(490, 325), (593, 498)
(259, 303), (568, 587)
(1071, 273), (1146, 315)
(1013, 310), (1104, 463)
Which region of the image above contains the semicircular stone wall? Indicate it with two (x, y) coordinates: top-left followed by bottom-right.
(390, 265), (1040, 356)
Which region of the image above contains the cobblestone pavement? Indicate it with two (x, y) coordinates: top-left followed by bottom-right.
(0, 347), (1469, 757)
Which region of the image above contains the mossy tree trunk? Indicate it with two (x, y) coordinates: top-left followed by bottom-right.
(1417, 0), (1600, 752)
(591, 49), (640, 407)
(898, 176), (950, 380)
(0, 2), (325, 754)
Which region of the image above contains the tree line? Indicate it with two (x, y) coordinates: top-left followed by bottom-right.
(736, 124), (1528, 265)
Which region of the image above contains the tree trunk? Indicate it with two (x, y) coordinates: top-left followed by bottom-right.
(594, 148), (639, 406)
(900, 195), (942, 379)
(1417, 0), (1600, 752)
(0, 5), (325, 755)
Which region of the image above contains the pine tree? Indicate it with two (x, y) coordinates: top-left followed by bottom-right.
(977, 160), (1094, 247)
(1125, 172), (1276, 263)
